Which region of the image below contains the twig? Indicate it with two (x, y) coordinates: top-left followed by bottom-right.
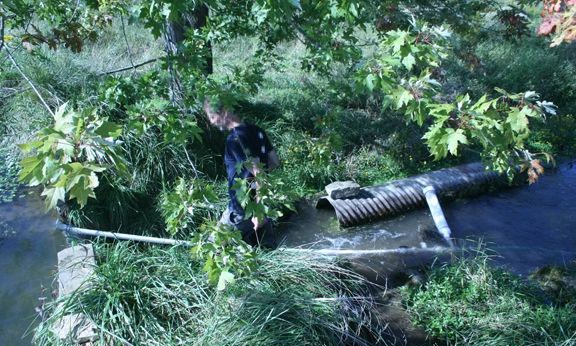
(98, 57), (162, 76)
(183, 145), (199, 178)
(120, 15), (136, 73)
(4, 47), (54, 116)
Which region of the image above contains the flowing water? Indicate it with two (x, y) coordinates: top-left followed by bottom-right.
(279, 162), (576, 276)
(0, 193), (66, 346)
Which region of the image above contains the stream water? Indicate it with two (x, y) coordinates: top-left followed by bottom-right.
(0, 193), (66, 346)
(280, 162), (576, 276)
(0, 163), (574, 345)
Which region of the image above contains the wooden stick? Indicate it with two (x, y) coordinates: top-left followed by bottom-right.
(5, 46), (54, 116)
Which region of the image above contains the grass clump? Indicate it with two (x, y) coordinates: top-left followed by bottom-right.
(34, 242), (384, 346)
(402, 250), (576, 346)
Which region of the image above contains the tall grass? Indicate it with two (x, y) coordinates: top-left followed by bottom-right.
(402, 248), (576, 346)
(34, 243), (386, 346)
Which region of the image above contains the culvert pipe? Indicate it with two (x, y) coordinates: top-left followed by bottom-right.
(316, 162), (502, 227)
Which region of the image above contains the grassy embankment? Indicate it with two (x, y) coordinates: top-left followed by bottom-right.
(34, 243), (386, 346)
(33, 242), (576, 346)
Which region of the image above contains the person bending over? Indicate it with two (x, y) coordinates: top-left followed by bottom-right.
(203, 99), (279, 246)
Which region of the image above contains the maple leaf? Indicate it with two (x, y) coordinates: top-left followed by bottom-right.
(538, 14), (561, 36)
(445, 129), (468, 156)
(526, 159), (545, 184)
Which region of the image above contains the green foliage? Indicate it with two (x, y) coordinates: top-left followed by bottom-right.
(402, 249), (576, 345)
(360, 23), (556, 181)
(159, 177), (221, 236)
(276, 131), (345, 195)
(450, 38), (576, 115)
(190, 221), (257, 290)
(530, 263), (576, 307)
(528, 114), (576, 157)
(232, 167), (296, 224)
(34, 243), (380, 345)
(0, 139), (21, 203)
(18, 103), (126, 209)
(342, 147), (407, 186)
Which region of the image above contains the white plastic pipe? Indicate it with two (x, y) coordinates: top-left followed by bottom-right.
(422, 186), (454, 247)
(56, 222), (451, 256)
(56, 222), (192, 247)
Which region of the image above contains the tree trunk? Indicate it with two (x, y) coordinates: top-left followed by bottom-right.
(163, 4), (212, 110)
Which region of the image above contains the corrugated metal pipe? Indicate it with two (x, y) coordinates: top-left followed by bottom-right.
(316, 162), (501, 227)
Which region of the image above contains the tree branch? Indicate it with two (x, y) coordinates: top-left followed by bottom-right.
(5, 47), (54, 116)
(120, 15), (136, 73)
(98, 57), (162, 76)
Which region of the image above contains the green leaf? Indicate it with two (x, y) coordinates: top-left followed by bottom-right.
(445, 129), (468, 156)
(395, 88), (413, 109)
(390, 31), (408, 53)
(217, 270), (235, 291)
(95, 121), (122, 139)
(506, 107), (529, 133)
(402, 53), (416, 70)
(53, 103), (75, 134)
(19, 156), (44, 184)
(349, 3), (358, 17)
(365, 73), (377, 91)
(41, 186), (65, 210)
(68, 176), (95, 208)
(289, 0), (302, 10)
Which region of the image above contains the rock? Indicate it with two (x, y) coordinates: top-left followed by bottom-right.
(325, 181), (360, 199)
(57, 244), (96, 296)
(53, 313), (98, 343)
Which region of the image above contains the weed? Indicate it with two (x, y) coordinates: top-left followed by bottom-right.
(402, 248), (576, 345)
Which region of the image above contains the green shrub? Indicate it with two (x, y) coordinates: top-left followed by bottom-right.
(158, 177), (225, 237)
(343, 147), (407, 186)
(0, 139), (21, 203)
(528, 114), (576, 158)
(276, 131), (345, 196)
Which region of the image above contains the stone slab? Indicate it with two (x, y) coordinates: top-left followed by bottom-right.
(54, 244), (99, 344)
(325, 181), (361, 199)
(53, 313), (98, 343)
(57, 244), (96, 296)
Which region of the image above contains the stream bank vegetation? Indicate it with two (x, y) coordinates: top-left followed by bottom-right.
(1, 0), (576, 345)
(34, 242), (387, 346)
(402, 248), (576, 346)
(33, 243), (576, 346)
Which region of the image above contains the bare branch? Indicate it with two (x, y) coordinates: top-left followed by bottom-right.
(98, 57), (162, 76)
(120, 15), (136, 73)
(5, 47), (54, 116)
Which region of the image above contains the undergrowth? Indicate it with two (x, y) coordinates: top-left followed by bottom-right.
(402, 249), (576, 346)
(34, 242), (385, 346)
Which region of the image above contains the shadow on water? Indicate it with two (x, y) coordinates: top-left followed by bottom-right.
(0, 192), (66, 346)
